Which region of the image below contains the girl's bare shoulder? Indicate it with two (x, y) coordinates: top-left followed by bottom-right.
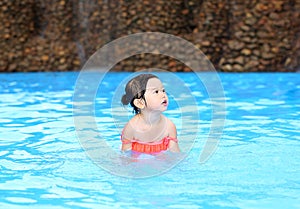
(122, 115), (139, 139)
(164, 116), (177, 137)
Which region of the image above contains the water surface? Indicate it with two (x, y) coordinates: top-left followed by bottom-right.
(0, 72), (299, 209)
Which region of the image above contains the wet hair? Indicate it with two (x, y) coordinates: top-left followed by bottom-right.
(121, 74), (158, 114)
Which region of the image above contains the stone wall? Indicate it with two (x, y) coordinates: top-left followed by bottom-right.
(0, 0), (299, 72)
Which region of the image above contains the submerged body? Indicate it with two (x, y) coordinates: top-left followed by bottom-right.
(121, 114), (179, 153)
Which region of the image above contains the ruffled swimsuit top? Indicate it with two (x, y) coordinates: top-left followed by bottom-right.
(121, 135), (178, 154)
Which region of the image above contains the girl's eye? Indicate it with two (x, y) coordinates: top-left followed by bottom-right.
(153, 89), (166, 94)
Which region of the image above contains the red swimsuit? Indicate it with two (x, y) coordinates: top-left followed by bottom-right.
(121, 135), (178, 154)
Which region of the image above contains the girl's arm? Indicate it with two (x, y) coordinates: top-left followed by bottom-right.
(167, 119), (180, 152)
(121, 122), (134, 151)
(121, 141), (132, 151)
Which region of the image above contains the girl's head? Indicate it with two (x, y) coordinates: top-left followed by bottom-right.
(122, 74), (166, 114)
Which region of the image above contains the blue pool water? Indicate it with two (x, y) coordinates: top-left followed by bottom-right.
(0, 72), (299, 209)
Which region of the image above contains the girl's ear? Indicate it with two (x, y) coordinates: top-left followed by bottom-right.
(133, 98), (145, 109)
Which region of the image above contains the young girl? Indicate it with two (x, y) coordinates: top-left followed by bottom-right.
(121, 74), (180, 154)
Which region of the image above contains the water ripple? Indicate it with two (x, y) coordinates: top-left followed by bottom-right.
(0, 72), (300, 208)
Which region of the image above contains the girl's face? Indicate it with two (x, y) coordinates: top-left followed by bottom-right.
(144, 78), (168, 112)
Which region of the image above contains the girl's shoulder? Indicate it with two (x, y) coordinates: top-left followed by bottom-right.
(163, 116), (177, 137)
(163, 115), (175, 127)
(122, 115), (139, 139)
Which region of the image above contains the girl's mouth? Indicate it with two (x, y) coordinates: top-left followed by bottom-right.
(162, 100), (168, 106)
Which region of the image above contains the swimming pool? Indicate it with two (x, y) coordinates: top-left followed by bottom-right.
(0, 72), (299, 209)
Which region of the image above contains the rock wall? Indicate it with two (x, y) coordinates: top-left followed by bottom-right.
(0, 0), (299, 72)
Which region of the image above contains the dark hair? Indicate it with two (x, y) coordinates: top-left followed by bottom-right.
(121, 74), (158, 114)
